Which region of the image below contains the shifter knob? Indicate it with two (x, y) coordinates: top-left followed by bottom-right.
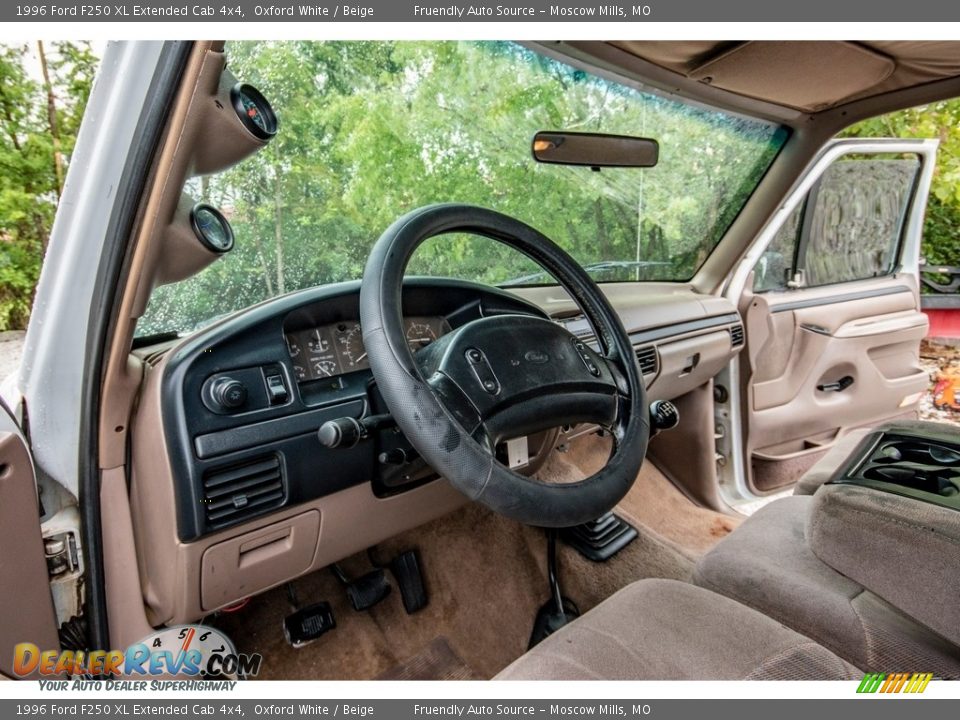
(649, 400), (679, 432)
(317, 417), (363, 449)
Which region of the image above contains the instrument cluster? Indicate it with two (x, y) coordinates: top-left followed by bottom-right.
(285, 316), (450, 381)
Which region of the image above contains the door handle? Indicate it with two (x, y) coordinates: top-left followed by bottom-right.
(817, 376), (854, 393)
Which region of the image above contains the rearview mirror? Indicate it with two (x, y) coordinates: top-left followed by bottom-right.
(531, 131), (659, 168)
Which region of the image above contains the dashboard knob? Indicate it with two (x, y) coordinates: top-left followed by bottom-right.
(649, 400), (679, 432)
(318, 417), (363, 449)
(378, 448), (409, 466)
(210, 377), (247, 410)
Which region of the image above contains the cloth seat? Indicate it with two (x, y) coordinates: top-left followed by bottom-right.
(693, 496), (960, 678)
(495, 578), (858, 680)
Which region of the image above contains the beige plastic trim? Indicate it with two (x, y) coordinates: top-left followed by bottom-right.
(99, 42), (219, 472)
(129, 352), (467, 625)
(153, 193), (224, 286)
(201, 510), (320, 610)
(100, 466), (155, 650)
(0, 431), (59, 679)
(647, 380), (729, 512)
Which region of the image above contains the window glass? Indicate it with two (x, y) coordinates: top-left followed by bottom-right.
(753, 154), (920, 292)
(753, 202), (802, 292)
(136, 41), (787, 337)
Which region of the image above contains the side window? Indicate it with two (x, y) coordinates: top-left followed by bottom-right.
(753, 202), (802, 292)
(753, 153), (921, 292)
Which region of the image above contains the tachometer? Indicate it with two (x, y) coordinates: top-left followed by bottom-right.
(405, 320), (438, 351)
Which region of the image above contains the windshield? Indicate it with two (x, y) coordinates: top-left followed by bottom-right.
(137, 41), (787, 337)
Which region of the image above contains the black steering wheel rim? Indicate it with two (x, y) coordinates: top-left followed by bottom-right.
(360, 203), (649, 527)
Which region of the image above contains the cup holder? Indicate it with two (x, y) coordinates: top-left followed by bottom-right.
(835, 431), (960, 509)
(862, 465), (960, 497)
(874, 440), (960, 467)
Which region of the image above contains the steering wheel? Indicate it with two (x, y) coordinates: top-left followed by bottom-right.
(360, 204), (649, 527)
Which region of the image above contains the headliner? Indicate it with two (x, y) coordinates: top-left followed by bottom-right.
(606, 41), (960, 114)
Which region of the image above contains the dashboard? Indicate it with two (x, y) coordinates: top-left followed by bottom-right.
(131, 277), (745, 623)
(147, 280), (551, 543)
(285, 317), (450, 381)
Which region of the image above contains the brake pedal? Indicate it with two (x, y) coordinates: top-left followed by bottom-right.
(283, 601), (336, 648)
(333, 564), (391, 611)
(390, 549), (428, 614)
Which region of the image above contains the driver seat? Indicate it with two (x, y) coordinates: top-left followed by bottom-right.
(495, 579), (859, 680)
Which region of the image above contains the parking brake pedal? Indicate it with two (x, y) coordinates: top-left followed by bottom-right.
(390, 550), (428, 614)
(332, 564), (391, 611)
(283, 583), (336, 648)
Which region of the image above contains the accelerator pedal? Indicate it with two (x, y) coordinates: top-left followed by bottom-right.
(390, 549), (429, 614)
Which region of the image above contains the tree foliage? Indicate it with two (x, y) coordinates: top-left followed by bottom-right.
(5, 41), (958, 335)
(140, 41), (783, 335)
(0, 42), (97, 330)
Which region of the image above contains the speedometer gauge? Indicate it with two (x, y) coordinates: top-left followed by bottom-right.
(335, 323), (368, 370)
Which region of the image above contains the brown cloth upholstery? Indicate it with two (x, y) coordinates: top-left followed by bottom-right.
(495, 579), (858, 680)
(695, 496), (960, 678)
(809, 483), (960, 650)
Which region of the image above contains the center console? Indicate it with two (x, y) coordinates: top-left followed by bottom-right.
(830, 423), (960, 509)
(807, 420), (960, 648)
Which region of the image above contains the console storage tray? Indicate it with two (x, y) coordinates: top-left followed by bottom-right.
(832, 426), (960, 510)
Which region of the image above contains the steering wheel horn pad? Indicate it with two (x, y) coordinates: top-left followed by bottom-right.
(360, 204), (649, 527)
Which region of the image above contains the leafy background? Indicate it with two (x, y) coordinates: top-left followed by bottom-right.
(0, 41), (957, 334)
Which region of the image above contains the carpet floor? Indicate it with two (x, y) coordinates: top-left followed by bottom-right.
(211, 433), (732, 680)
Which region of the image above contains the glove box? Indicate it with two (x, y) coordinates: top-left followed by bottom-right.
(200, 509), (320, 610)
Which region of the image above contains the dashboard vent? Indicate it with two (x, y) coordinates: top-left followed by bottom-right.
(729, 324), (745, 348)
(202, 455), (285, 528)
(634, 345), (659, 376)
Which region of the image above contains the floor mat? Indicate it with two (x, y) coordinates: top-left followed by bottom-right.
(377, 638), (478, 680)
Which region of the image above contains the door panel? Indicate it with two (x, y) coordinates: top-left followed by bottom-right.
(740, 142), (936, 493)
(0, 412), (59, 679)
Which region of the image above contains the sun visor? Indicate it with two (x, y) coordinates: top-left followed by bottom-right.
(687, 42), (895, 112)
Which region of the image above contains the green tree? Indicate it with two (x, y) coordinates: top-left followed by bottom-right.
(0, 42), (97, 330)
(140, 41), (782, 334)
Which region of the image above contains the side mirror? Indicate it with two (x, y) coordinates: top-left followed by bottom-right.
(532, 131), (659, 168)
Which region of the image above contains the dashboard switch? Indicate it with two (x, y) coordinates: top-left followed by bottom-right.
(378, 448), (410, 466)
(465, 347), (500, 395)
(210, 377), (247, 411)
(265, 373), (289, 404)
